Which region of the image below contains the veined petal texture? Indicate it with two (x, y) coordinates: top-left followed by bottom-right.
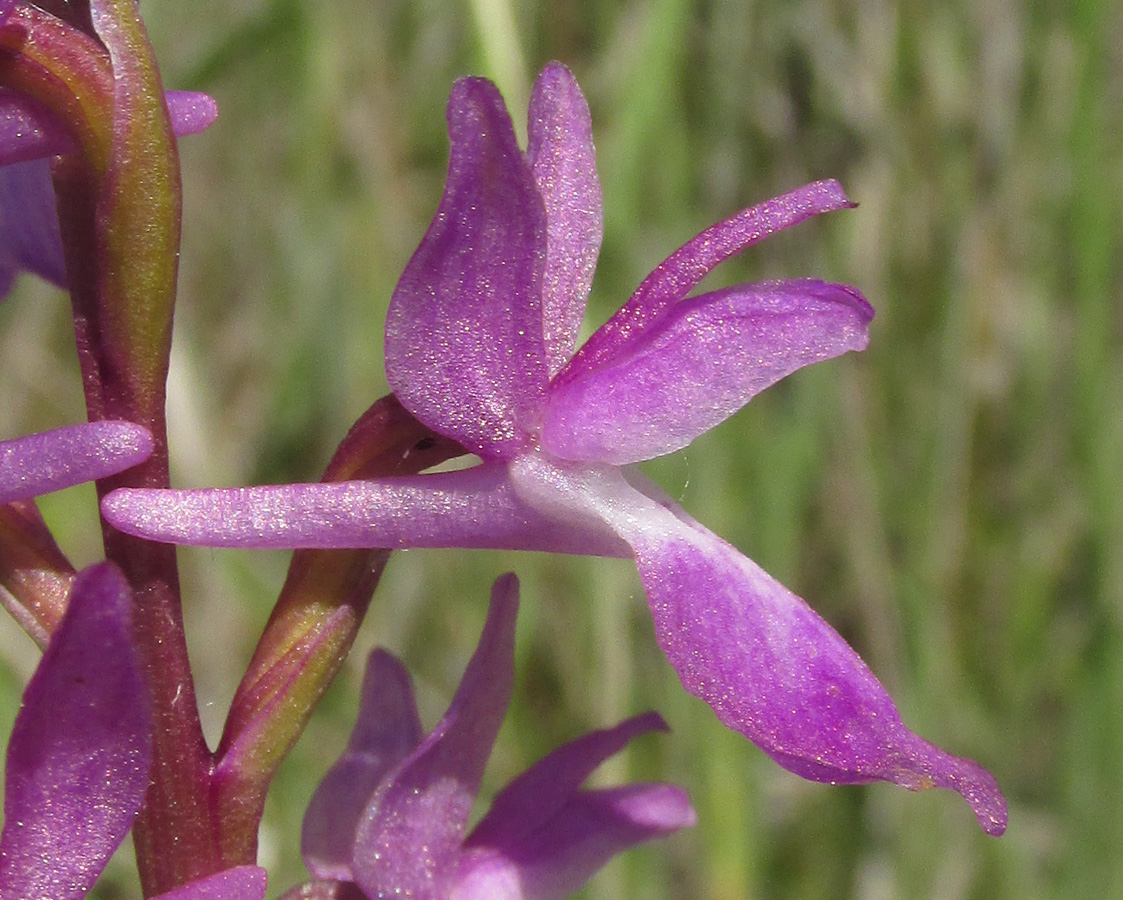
(0, 563), (151, 900)
(352, 575), (519, 900)
(556, 180), (855, 389)
(0, 420), (153, 504)
(542, 279), (873, 464)
(302, 651), (423, 881)
(525, 63), (602, 376)
(385, 76), (549, 459)
(511, 455), (1008, 836)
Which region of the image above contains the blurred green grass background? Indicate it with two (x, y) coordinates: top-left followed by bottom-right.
(2, 0), (1122, 897)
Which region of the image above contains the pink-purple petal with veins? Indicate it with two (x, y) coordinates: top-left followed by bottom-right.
(352, 575), (519, 900)
(0, 420), (153, 504)
(385, 77), (549, 459)
(510, 455), (1007, 836)
(542, 279), (873, 464)
(454, 784), (695, 900)
(555, 180), (856, 389)
(153, 866), (268, 900)
(0, 89), (218, 166)
(467, 712), (668, 850)
(303, 651), (423, 881)
(0, 563), (151, 900)
(100, 465), (630, 557)
(0, 159), (65, 293)
(525, 62), (602, 376)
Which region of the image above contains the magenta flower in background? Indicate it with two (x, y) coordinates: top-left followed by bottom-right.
(290, 574), (694, 900)
(103, 63), (1007, 834)
(0, 561), (267, 899)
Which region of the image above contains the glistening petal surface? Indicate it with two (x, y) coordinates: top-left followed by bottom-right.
(302, 651), (423, 881)
(352, 575), (519, 900)
(511, 456), (1008, 835)
(384, 77), (549, 458)
(454, 785), (695, 900)
(0, 563), (152, 900)
(525, 63), (602, 375)
(0, 420), (153, 505)
(100, 466), (629, 557)
(555, 180), (855, 389)
(542, 279), (873, 464)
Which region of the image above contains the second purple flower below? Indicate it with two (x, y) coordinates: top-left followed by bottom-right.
(103, 63), (1007, 834)
(287, 574), (694, 900)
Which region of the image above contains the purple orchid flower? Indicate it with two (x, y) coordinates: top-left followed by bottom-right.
(102, 63), (1007, 834)
(289, 574), (694, 900)
(0, 561), (267, 899)
(0, 89), (218, 295)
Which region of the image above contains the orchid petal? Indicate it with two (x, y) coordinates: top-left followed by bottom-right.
(542, 279), (873, 464)
(0, 89), (217, 166)
(100, 465), (629, 557)
(153, 866), (268, 900)
(510, 456), (1007, 835)
(0, 562), (151, 900)
(352, 575), (519, 900)
(303, 651), (423, 881)
(454, 785), (695, 900)
(0, 159), (66, 294)
(555, 180), (855, 389)
(165, 90), (219, 137)
(0, 420), (153, 504)
(467, 712), (668, 849)
(525, 63), (602, 376)
(385, 77), (549, 459)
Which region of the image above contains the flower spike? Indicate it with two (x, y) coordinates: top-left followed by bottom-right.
(103, 62), (1006, 834)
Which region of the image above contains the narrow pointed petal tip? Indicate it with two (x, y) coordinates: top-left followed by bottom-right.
(467, 711), (670, 850)
(0, 420), (154, 504)
(543, 279), (874, 464)
(557, 179), (859, 386)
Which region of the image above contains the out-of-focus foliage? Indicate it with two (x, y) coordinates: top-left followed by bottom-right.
(2, 1), (1120, 897)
